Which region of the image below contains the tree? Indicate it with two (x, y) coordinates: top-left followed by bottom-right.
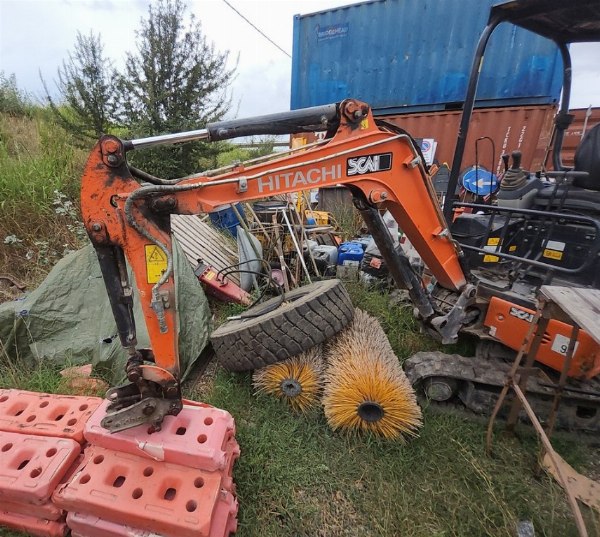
(117, 0), (235, 178)
(0, 72), (30, 116)
(42, 32), (116, 144)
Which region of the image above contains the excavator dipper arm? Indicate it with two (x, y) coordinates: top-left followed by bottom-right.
(81, 100), (467, 431)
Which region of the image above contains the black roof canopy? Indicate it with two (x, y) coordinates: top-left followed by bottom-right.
(491, 0), (600, 43)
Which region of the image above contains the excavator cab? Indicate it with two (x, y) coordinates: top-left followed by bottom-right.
(442, 0), (600, 290)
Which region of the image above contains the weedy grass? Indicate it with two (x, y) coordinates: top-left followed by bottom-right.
(0, 112), (88, 291)
(189, 368), (600, 537)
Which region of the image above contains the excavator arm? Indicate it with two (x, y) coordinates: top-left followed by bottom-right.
(81, 99), (468, 431)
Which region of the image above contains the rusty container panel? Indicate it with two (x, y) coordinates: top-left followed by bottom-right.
(291, 105), (557, 174)
(383, 105), (557, 173)
(557, 107), (600, 167)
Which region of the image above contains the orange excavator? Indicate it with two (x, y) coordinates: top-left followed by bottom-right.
(82, 0), (600, 433)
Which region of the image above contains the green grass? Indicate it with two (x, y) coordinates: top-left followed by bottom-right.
(190, 368), (599, 537)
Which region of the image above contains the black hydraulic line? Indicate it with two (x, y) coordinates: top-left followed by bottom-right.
(552, 42), (573, 172)
(129, 165), (182, 185)
(352, 193), (435, 319)
(207, 103), (340, 141)
(443, 17), (501, 221)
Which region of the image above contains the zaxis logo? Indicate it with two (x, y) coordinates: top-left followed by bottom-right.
(509, 306), (534, 323)
(346, 152), (393, 176)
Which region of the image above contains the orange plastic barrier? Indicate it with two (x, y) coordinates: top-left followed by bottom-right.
(0, 510), (67, 537)
(67, 493), (238, 537)
(0, 389), (101, 443)
(0, 498), (63, 521)
(84, 399), (236, 471)
(0, 431), (80, 505)
(53, 446), (234, 537)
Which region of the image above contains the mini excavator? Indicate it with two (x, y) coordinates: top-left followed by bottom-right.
(81, 0), (600, 433)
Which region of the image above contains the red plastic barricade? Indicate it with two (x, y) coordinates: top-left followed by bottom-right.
(0, 389), (101, 444)
(0, 498), (63, 521)
(0, 430), (80, 505)
(0, 510), (67, 537)
(53, 446), (232, 537)
(84, 399), (236, 471)
(67, 493), (238, 537)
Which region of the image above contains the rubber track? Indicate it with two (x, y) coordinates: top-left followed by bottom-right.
(211, 280), (354, 371)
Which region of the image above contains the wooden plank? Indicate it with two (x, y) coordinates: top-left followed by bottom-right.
(172, 226), (235, 266)
(542, 451), (600, 514)
(172, 220), (238, 259)
(540, 286), (600, 346)
(171, 215), (240, 286)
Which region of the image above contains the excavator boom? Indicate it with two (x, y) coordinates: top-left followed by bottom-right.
(81, 99), (468, 431)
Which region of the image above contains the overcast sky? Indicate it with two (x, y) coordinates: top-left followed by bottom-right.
(1, 0), (599, 123)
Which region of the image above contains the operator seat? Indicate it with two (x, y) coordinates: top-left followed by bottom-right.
(535, 122), (600, 214)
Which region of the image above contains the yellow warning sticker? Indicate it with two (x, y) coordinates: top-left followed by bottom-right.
(204, 270), (216, 281)
(487, 237), (501, 246)
(509, 245), (517, 252)
(543, 249), (563, 261)
(360, 118), (369, 130)
(483, 254), (499, 263)
(145, 245), (168, 284)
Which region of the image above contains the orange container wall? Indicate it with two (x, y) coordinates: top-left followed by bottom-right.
(292, 105), (557, 175)
(553, 106), (600, 167)
(382, 105), (556, 173)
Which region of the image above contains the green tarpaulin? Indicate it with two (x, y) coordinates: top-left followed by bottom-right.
(0, 242), (210, 385)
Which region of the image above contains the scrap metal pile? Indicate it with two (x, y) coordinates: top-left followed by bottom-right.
(0, 389), (239, 537)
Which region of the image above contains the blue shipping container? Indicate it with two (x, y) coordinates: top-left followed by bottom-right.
(291, 0), (563, 113)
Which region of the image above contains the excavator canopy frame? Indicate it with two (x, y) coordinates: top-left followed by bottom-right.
(443, 0), (600, 220)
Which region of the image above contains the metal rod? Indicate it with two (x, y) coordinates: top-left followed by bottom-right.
(355, 198), (434, 319)
(127, 129), (210, 150)
(206, 103), (339, 141)
(444, 17), (501, 220)
(281, 208), (312, 284)
(506, 314), (550, 431)
(486, 308), (542, 453)
(546, 324), (580, 437)
(272, 214), (292, 291)
(552, 42), (573, 172)
(512, 384), (589, 537)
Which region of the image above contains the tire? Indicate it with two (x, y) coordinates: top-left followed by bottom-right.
(211, 279), (354, 371)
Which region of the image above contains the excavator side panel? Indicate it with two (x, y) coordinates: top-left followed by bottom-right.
(484, 297), (600, 378)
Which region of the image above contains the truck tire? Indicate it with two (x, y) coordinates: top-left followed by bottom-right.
(211, 279), (354, 371)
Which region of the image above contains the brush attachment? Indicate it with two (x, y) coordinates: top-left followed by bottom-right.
(322, 309), (422, 440)
(252, 347), (324, 412)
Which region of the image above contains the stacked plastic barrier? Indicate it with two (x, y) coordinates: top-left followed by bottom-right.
(0, 390), (240, 537)
(55, 399), (240, 537)
(0, 389), (102, 537)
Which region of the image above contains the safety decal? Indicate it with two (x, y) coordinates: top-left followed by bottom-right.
(145, 245), (168, 284)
